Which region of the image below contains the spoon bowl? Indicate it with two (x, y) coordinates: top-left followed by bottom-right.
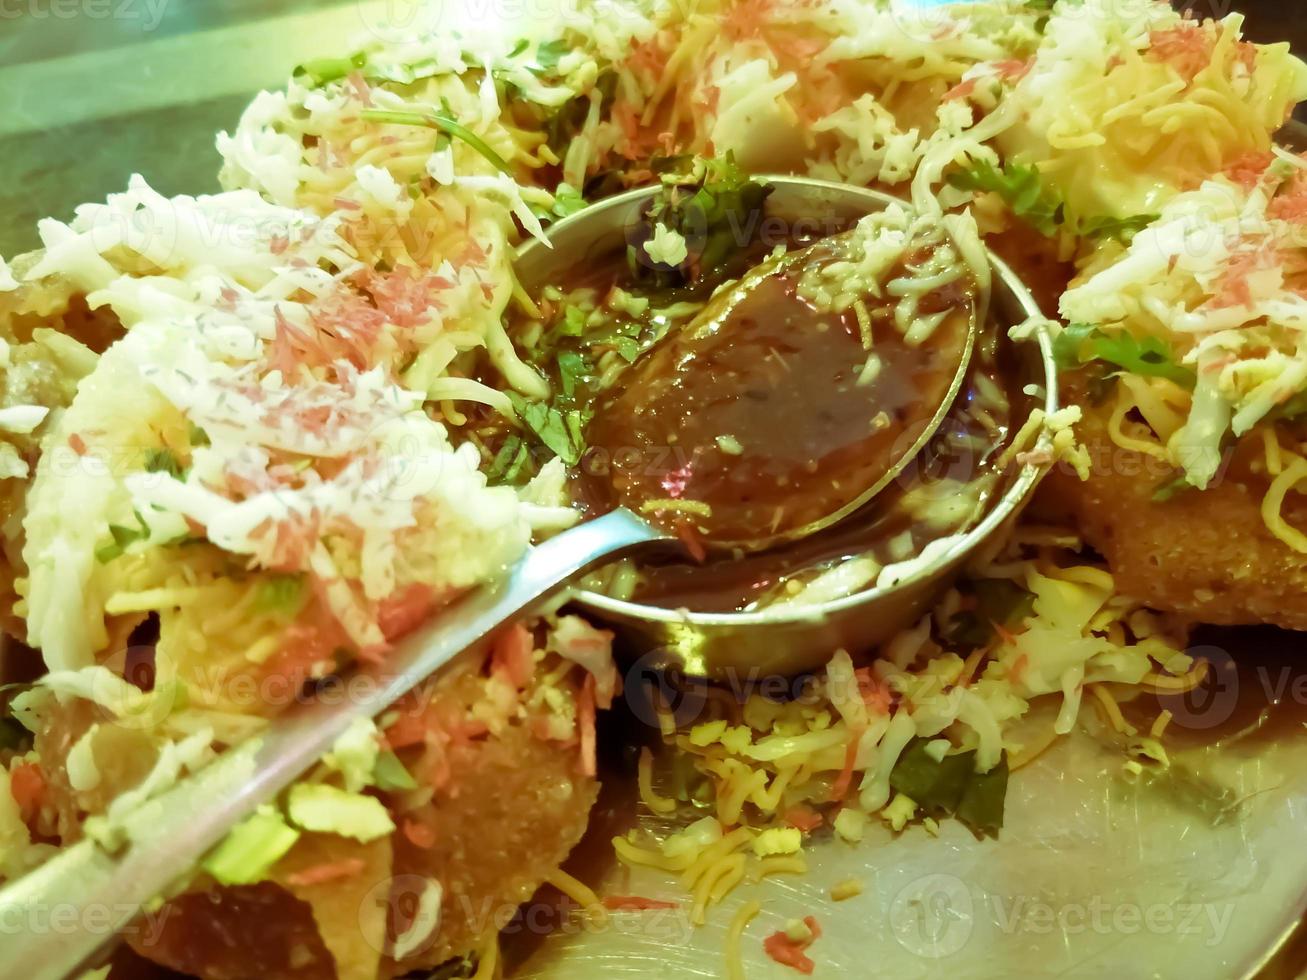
(584, 224), (979, 552)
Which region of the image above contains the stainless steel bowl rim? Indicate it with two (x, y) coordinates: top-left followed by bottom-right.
(516, 175), (1059, 629)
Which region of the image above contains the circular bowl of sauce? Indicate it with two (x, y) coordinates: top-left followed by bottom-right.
(513, 176), (1057, 679)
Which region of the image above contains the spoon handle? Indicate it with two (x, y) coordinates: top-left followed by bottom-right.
(0, 508), (669, 980)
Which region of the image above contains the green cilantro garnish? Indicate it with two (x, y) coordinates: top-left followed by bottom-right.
(628, 153), (772, 293)
(373, 751), (420, 791)
(360, 109), (512, 175)
(256, 573), (306, 614)
(556, 350), (589, 399)
(948, 159), (1063, 236)
(144, 447), (184, 479)
(1053, 322), (1195, 388)
(486, 434), (531, 485)
(95, 517), (149, 565)
(889, 738), (1010, 838)
(534, 39), (570, 73)
(293, 52), (369, 87)
(1151, 474), (1193, 503)
(948, 160), (1155, 241)
(944, 578), (1035, 648)
(507, 392), (588, 466)
(1077, 212), (1159, 241)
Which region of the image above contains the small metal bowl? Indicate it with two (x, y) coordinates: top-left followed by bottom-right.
(515, 176), (1057, 679)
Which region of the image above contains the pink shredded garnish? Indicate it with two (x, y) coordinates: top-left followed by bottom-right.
(345, 70), (374, 107)
(285, 858), (366, 888)
(367, 266), (452, 329)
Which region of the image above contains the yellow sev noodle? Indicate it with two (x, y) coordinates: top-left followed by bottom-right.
(1262, 456), (1307, 553)
(1141, 658), (1210, 694)
(724, 900), (762, 980)
(638, 747), (678, 814)
(547, 869), (608, 926)
(1089, 684), (1137, 736)
(472, 935), (500, 980)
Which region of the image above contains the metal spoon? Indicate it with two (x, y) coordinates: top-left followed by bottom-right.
(0, 178), (981, 978)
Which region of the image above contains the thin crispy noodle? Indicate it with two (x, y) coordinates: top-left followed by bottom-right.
(613, 834), (691, 872)
(1141, 658), (1210, 694)
(547, 869), (608, 925)
(682, 828), (754, 891)
(638, 747), (678, 815)
(692, 852), (747, 925)
(472, 934), (500, 980)
(1262, 427), (1284, 476)
(1150, 709), (1173, 739)
(1107, 386), (1170, 461)
(1261, 456), (1307, 553)
(724, 900), (762, 980)
(750, 856), (808, 882)
(1089, 684), (1137, 736)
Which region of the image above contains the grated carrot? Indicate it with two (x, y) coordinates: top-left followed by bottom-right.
(285, 858), (366, 887)
(578, 675), (597, 777)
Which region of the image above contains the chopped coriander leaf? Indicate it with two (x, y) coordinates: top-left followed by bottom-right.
(890, 738), (1009, 837)
(507, 38), (530, 58)
(534, 38), (570, 72)
(145, 447), (184, 479)
(293, 51), (369, 87)
(949, 159), (1154, 241)
(360, 109), (512, 175)
(373, 750), (420, 791)
(487, 434), (526, 484)
(507, 392), (587, 466)
(556, 350), (589, 399)
(1053, 322), (1195, 388)
(956, 756), (1009, 837)
(944, 579), (1032, 647)
(889, 739), (974, 812)
(95, 519), (149, 564)
(628, 153), (772, 294)
(188, 423), (211, 447)
(550, 183), (587, 218)
(974, 578), (1035, 630)
(948, 159), (1063, 236)
(544, 71), (616, 153)
(1151, 474), (1193, 502)
(610, 335), (642, 363)
(1078, 212), (1158, 242)
(256, 573), (306, 614)
(559, 305), (588, 337)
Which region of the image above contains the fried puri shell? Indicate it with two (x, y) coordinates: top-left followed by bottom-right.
(1036, 375), (1307, 630)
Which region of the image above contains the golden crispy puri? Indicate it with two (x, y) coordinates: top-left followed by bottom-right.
(128, 725), (595, 980)
(383, 723), (598, 976)
(1036, 375), (1307, 630)
(107, 660), (597, 980)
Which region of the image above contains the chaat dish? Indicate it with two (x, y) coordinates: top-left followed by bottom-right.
(1, 0), (1306, 976)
